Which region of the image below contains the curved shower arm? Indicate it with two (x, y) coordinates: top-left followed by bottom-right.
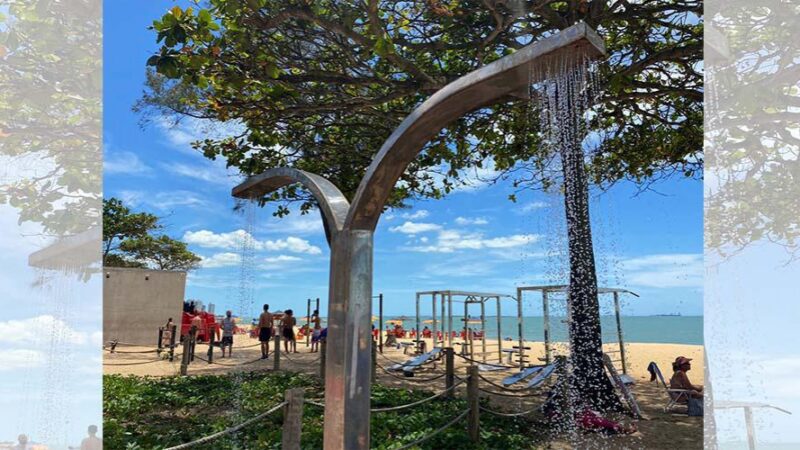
(232, 167), (350, 245)
(345, 22), (605, 232)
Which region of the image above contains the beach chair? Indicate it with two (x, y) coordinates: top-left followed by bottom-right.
(647, 361), (693, 413)
(502, 365), (544, 386)
(389, 347), (443, 374)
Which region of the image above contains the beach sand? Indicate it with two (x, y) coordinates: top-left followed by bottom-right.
(104, 336), (704, 449)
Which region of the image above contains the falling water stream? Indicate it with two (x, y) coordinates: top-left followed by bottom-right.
(528, 54), (617, 441)
(232, 198), (258, 445)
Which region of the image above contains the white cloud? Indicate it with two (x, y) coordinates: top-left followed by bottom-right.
(259, 211), (325, 236)
(155, 116), (246, 151)
(0, 315), (87, 346)
(406, 229), (540, 253)
(401, 210), (429, 220)
(0, 349), (45, 371)
(454, 216), (489, 226)
(517, 201), (549, 213)
(200, 252), (242, 268)
(115, 190), (209, 212)
(261, 255), (304, 270)
(264, 255), (302, 264)
(105, 151), (152, 175)
(621, 253), (703, 288)
(161, 162), (240, 186)
(183, 229), (322, 255)
(389, 221), (443, 234)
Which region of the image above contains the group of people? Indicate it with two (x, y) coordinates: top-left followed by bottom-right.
(6, 425), (101, 450)
(257, 304), (325, 359)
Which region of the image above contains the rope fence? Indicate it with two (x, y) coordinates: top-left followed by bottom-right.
(370, 379), (466, 413)
(393, 409), (469, 450)
(164, 401), (287, 450)
(477, 386), (542, 398)
(479, 404), (541, 418)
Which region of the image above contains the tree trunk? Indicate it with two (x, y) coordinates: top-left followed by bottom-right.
(560, 123), (622, 412)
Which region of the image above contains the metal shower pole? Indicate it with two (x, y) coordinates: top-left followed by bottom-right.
(306, 298), (311, 347)
(415, 292), (420, 349)
(613, 291), (627, 374)
(480, 297), (487, 362)
(496, 296), (502, 364)
(432, 292), (438, 349)
(542, 289), (552, 364)
(447, 292), (453, 347)
(378, 293), (383, 353)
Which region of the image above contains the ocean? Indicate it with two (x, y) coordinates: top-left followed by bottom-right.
(401, 315), (703, 346)
(241, 314), (703, 346)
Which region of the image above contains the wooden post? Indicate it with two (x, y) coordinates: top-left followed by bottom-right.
(306, 298), (311, 348)
(744, 407), (756, 450)
(320, 340), (326, 380)
(467, 365), (480, 443)
(169, 324), (177, 362)
(189, 325), (197, 363)
(207, 325), (216, 364)
(613, 291), (627, 375)
(445, 347), (454, 399)
(281, 388), (305, 450)
(180, 326), (196, 376)
(378, 293), (384, 353)
(274, 334), (281, 371)
(157, 327), (164, 356)
(371, 339), (377, 383)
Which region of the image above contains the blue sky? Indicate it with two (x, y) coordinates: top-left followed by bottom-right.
(104, 1), (703, 320)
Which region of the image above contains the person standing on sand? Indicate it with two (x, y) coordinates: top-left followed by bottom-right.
(259, 304), (273, 359)
(220, 310), (235, 358)
(282, 309), (298, 353)
(80, 425), (102, 450)
(311, 310), (322, 352)
(161, 317), (174, 348)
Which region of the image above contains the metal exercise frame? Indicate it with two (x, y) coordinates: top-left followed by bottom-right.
(516, 285), (638, 374)
(415, 290), (522, 366)
(233, 23), (606, 450)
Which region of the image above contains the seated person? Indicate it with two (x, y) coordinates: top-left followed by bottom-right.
(669, 356), (703, 400)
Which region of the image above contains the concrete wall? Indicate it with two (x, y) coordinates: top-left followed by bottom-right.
(103, 267), (186, 346)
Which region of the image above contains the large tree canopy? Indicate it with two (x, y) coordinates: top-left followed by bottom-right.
(138, 0), (702, 213)
(0, 0), (101, 235)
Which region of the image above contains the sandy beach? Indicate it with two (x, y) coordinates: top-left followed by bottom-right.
(104, 334), (704, 448)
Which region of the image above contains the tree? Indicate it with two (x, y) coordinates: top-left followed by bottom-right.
(138, 1), (702, 410)
(120, 235), (202, 271)
(103, 197), (201, 271)
(137, 0), (701, 212)
(102, 197), (161, 259)
(0, 0), (101, 237)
